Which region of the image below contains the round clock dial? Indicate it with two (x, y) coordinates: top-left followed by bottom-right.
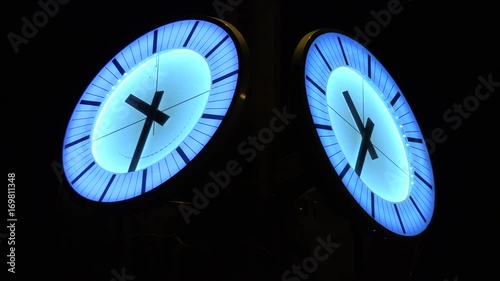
(294, 30), (435, 236)
(62, 17), (248, 203)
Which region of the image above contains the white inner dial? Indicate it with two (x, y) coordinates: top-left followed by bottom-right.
(327, 66), (411, 202)
(91, 49), (211, 173)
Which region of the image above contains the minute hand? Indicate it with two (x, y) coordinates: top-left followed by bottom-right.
(355, 118), (376, 175)
(342, 90), (378, 160)
(127, 90), (165, 172)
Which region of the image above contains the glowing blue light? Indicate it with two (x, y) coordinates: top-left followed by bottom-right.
(62, 18), (243, 203)
(92, 49), (211, 173)
(303, 31), (435, 236)
(326, 66), (410, 203)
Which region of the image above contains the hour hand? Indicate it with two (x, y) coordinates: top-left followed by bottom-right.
(355, 118), (376, 175)
(126, 91), (167, 172)
(125, 93), (169, 125)
(342, 90), (377, 160)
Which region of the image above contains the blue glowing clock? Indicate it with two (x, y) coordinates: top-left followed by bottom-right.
(293, 30), (435, 236)
(62, 17), (248, 203)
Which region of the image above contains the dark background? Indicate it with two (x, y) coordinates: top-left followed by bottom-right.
(4, 0), (498, 280)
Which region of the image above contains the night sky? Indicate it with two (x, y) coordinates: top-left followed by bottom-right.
(4, 0), (498, 280)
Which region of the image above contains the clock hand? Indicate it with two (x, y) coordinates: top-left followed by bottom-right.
(328, 104), (358, 132)
(342, 91), (364, 132)
(354, 117), (375, 175)
(125, 94), (169, 124)
(328, 103), (409, 175)
(369, 143), (410, 176)
(326, 103), (410, 176)
(92, 89), (210, 143)
(153, 56), (161, 135)
(327, 102), (410, 175)
(155, 55), (160, 92)
(126, 90), (166, 172)
(329, 100), (412, 176)
(159, 89), (210, 112)
(342, 90), (378, 160)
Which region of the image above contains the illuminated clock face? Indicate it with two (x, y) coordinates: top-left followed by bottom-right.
(62, 17), (247, 203)
(296, 30), (435, 236)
